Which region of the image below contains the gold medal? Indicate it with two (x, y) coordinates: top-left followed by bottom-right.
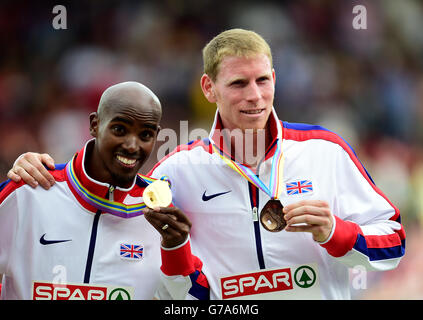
(260, 199), (286, 232)
(143, 180), (172, 208)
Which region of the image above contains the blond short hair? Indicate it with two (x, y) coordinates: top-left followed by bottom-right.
(202, 28), (273, 81)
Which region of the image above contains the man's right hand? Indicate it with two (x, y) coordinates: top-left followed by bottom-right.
(7, 152), (56, 189)
(143, 206), (192, 248)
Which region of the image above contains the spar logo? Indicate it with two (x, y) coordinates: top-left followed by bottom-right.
(32, 281), (133, 300)
(294, 265), (316, 288)
(221, 265), (317, 299)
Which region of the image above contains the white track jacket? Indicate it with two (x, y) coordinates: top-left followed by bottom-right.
(0, 140), (194, 300)
(150, 108), (406, 300)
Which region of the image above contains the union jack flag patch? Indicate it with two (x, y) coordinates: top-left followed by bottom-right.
(286, 180), (313, 196)
(120, 244), (144, 260)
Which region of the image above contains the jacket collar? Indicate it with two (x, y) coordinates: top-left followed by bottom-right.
(208, 107), (282, 163)
(65, 139), (151, 217)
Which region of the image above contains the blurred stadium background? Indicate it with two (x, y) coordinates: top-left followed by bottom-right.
(1, 0), (422, 299)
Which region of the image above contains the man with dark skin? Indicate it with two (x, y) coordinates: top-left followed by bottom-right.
(87, 82), (190, 247)
(0, 81), (195, 299)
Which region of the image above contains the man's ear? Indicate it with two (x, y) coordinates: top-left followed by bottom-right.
(89, 112), (99, 137)
(200, 74), (217, 103)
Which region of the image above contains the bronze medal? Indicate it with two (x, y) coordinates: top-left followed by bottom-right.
(260, 199), (286, 232)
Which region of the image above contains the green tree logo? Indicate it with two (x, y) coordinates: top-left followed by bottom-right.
(294, 266), (316, 288)
(108, 288), (131, 300)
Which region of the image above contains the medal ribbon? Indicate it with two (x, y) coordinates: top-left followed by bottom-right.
(211, 121), (285, 200)
(66, 155), (151, 218)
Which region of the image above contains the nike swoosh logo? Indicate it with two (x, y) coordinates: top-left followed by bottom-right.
(202, 190), (231, 201)
(40, 233), (72, 245)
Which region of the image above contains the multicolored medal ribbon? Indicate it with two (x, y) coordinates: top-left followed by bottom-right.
(66, 155), (148, 218)
(210, 121), (286, 232)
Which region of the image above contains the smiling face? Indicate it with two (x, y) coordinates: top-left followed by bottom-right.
(88, 82), (161, 188)
(201, 54), (275, 132)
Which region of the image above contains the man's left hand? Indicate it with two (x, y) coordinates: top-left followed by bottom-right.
(283, 200), (333, 243)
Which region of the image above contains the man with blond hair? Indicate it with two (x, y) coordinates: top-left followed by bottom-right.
(8, 29), (405, 300)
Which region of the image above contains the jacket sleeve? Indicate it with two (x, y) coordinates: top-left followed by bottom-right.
(0, 180), (22, 275)
(149, 162), (210, 300)
(318, 145), (405, 271)
(154, 236), (210, 300)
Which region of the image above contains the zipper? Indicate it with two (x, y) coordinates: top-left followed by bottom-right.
(83, 185), (114, 283)
(252, 207), (258, 222)
(108, 185), (115, 201)
(248, 180), (265, 270)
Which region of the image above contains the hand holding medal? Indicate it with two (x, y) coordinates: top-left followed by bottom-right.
(283, 200), (334, 242)
(143, 179), (192, 248)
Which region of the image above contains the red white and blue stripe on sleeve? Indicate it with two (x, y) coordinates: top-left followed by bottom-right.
(160, 239), (210, 300)
(282, 121), (406, 262)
